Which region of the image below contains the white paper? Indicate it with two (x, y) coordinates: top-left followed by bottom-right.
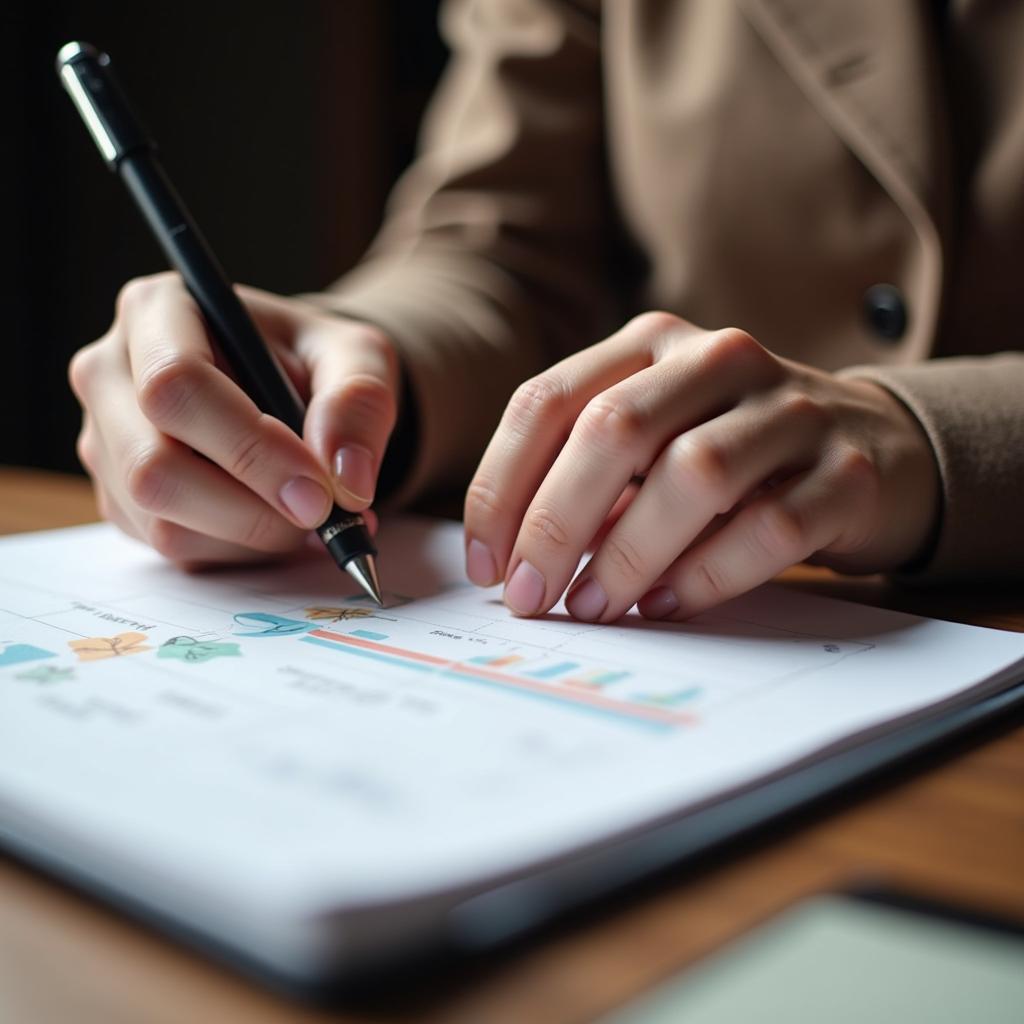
(1, 517), (1022, 929)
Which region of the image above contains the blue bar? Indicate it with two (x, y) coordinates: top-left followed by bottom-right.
(527, 661), (579, 680)
(351, 629), (389, 641)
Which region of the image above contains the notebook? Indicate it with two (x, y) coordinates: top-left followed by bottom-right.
(1, 516), (1022, 988)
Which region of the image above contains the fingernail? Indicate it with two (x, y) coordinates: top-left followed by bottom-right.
(280, 476), (331, 529)
(505, 561), (546, 616)
(466, 538), (498, 586)
(566, 576), (608, 622)
(332, 444), (374, 504)
(638, 586), (679, 619)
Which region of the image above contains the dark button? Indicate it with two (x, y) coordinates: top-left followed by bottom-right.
(863, 283), (908, 341)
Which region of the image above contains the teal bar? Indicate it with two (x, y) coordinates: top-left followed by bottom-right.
(351, 629), (389, 641)
(527, 661), (579, 680)
(595, 670), (630, 685)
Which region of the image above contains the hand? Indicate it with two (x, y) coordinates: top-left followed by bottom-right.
(70, 273), (398, 566)
(464, 312), (939, 622)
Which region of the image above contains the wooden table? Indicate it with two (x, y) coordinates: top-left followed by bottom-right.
(1, 466), (1021, 1024)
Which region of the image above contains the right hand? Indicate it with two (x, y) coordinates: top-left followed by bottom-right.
(70, 272), (399, 567)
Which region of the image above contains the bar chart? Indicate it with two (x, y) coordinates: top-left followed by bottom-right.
(301, 625), (701, 730)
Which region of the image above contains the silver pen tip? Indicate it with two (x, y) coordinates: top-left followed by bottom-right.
(344, 554), (384, 606)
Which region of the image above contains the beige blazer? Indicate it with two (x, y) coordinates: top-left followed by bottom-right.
(311, 0), (1024, 580)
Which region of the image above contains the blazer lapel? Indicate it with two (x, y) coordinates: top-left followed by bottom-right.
(741, 0), (951, 350)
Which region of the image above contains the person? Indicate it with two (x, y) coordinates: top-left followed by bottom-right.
(68, 0), (1024, 625)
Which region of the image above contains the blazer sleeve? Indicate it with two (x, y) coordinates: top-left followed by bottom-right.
(839, 353), (1024, 581)
(305, 0), (613, 504)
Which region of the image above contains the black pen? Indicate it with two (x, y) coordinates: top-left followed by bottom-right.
(56, 41), (382, 605)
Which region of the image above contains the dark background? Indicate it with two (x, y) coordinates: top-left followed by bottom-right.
(2, 1), (447, 473)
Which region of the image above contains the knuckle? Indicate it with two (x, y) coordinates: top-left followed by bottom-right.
(505, 376), (566, 435)
(522, 504), (571, 551)
(464, 476), (504, 528)
(691, 559), (730, 602)
(703, 327), (767, 374)
(667, 434), (731, 505)
(601, 533), (646, 583)
(753, 500), (807, 558)
(338, 374), (397, 430)
(778, 391), (831, 431)
(239, 506), (290, 553)
(358, 324), (397, 365)
(833, 445), (877, 487)
(831, 448), (880, 547)
(137, 354), (206, 428)
(115, 273), (171, 316)
(576, 397), (647, 454)
(124, 444), (176, 514)
(68, 343), (102, 401)
(75, 429), (98, 475)
(626, 310), (682, 338)
(226, 424), (266, 482)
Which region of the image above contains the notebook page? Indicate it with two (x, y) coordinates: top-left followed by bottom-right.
(1, 518), (1022, 919)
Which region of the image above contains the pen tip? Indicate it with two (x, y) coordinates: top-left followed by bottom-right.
(345, 554), (384, 607)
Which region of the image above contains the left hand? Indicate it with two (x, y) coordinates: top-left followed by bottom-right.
(463, 312), (940, 622)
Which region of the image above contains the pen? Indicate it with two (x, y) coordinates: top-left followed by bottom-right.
(56, 41), (383, 606)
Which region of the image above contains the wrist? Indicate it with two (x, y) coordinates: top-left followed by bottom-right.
(844, 380), (942, 572)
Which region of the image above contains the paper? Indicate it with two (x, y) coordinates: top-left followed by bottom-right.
(1, 517), (1023, 920)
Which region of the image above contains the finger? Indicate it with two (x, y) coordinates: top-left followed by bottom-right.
(587, 480), (641, 553)
(500, 331), (782, 617)
(566, 394), (828, 621)
(464, 317), (683, 587)
(298, 322), (398, 511)
(95, 467), (272, 565)
(637, 448), (875, 620)
(142, 519), (292, 569)
(122, 276), (334, 531)
(78, 413), (149, 540)
(95, 481), (146, 542)
(94, 367), (308, 556)
(233, 285), (317, 398)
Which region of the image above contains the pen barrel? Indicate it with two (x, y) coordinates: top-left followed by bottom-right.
(118, 156), (307, 436)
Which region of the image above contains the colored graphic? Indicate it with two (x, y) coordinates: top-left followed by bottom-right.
(14, 664), (75, 684)
(564, 669), (631, 689)
(304, 606), (376, 623)
(469, 653), (525, 668)
(157, 636), (241, 664)
(0, 641), (57, 669)
(351, 628), (389, 641)
(527, 661), (580, 680)
(68, 631), (152, 662)
(300, 627), (693, 729)
(231, 612), (314, 638)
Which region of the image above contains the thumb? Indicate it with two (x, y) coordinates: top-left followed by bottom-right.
(299, 321), (400, 512)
